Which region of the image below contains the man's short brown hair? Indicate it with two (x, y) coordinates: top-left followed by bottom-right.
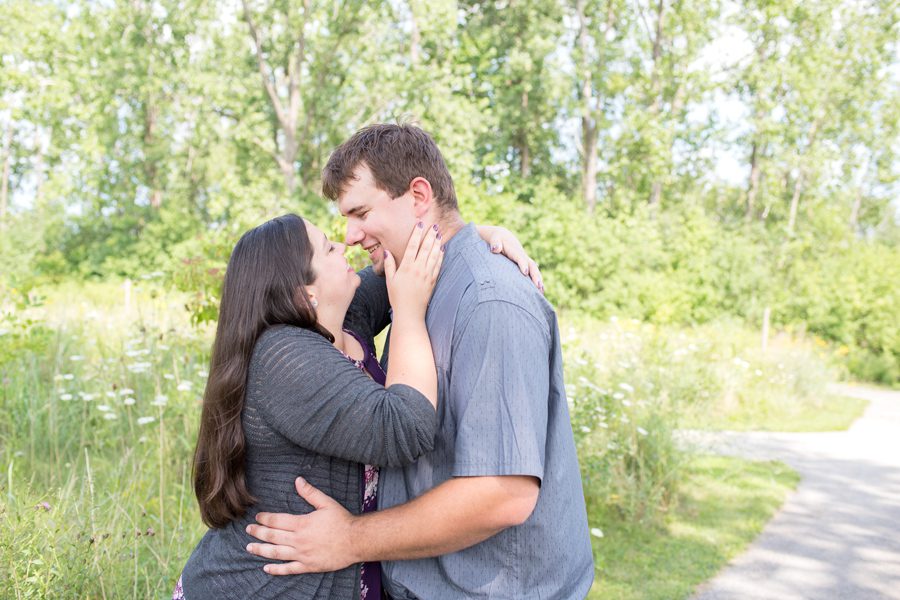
(322, 123), (458, 211)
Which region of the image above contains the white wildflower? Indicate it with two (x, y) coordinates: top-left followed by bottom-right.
(637, 427), (648, 436)
(103, 413), (118, 420)
(613, 392), (625, 400)
(158, 344), (170, 351)
(123, 397), (136, 406)
(80, 392), (97, 401)
(97, 405), (112, 412)
(580, 426), (591, 433)
(197, 370), (208, 378)
(622, 399), (632, 407)
(106, 391), (116, 398)
(70, 355), (84, 361)
(176, 381), (193, 392)
(620, 415), (630, 424)
(63, 374), (74, 380)
(59, 393), (73, 401)
(163, 373), (174, 380)
(152, 395), (168, 406)
(137, 416), (156, 426)
(590, 527), (604, 538)
(599, 422), (609, 429)
(618, 383), (634, 393)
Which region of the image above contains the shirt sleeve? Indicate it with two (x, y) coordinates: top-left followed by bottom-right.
(251, 326), (436, 468)
(449, 301), (549, 481)
(343, 266), (391, 343)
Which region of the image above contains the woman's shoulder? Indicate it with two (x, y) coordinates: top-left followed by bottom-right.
(252, 325), (334, 364)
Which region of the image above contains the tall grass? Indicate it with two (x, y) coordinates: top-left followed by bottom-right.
(1, 281), (210, 598)
(0, 284), (847, 597)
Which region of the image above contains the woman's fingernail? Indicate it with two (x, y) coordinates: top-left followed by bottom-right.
(436, 233), (442, 240)
(383, 250), (388, 258)
(417, 221), (424, 229)
(432, 224), (439, 231)
(441, 244), (446, 252)
(491, 244), (500, 252)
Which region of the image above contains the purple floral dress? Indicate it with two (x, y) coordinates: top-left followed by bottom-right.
(341, 329), (386, 600)
(173, 330), (386, 600)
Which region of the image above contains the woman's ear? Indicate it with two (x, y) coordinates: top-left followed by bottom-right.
(296, 286), (318, 309)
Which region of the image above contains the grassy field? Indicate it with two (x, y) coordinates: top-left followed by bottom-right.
(0, 282), (824, 598)
(587, 455), (800, 599)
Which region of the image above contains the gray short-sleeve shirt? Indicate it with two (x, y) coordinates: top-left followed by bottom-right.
(380, 224), (594, 600)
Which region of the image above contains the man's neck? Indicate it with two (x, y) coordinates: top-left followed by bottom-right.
(431, 211), (466, 245)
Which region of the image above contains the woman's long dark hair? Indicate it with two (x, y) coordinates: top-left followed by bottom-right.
(192, 214), (333, 528)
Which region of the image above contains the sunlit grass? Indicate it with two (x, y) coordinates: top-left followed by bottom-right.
(587, 455), (800, 600)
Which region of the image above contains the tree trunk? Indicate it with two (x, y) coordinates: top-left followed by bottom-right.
(787, 171), (803, 234)
(0, 123), (12, 227)
(849, 188), (863, 232)
(576, 0), (598, 212)
(746, 141), (761, 221)
(583, 119), (598, 213)
(519, 89), (531, 178)
(410, 3), (420, 65)
(647, 0), (666, 208)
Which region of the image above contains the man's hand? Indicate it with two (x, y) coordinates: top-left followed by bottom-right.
(246, 477), (357, 575)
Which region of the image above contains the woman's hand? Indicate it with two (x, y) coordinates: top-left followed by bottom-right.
(477, 225), (543, 293)
(384, 222), (444, 319)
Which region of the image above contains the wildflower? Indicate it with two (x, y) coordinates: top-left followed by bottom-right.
(580, 426), (591, 433)
(128, 362), (151, 373)
(103, 413), (118, 420)
(123, 397), (136, 406)
(620, 415), (630, 424)
(119, 388), (135, 396)
(176, 381), (193, 392)
(63, 374), (74, 380)
(14, 450), (25, 457)
(106, 391), (116, 398)
(137, 416), (156, 425)
(606, 442), (617, 450)
(613, 392), (625, 401)
(138, 436), (148, 443)
(70, 355), (84, 361)
(590, 528), (604, 538)
(755, 369), (763, 376)
(54, 374), (64, 381)
(35, 502), (51, 511)
(637, 427), (648, 436)
(618, 383), (634, 393)
(163, 373), (174, 380)
(598, 422), (609, 429)
(158, 344), (170, 351)
(80, 392), (97, 401)
(97, 405), (112, 412)
(197, 370), (208, 378)
(152, 395), (168, 406)
(60, 393), (73, 401)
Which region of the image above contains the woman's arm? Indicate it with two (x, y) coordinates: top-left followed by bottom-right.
(253, 327), (437, 468)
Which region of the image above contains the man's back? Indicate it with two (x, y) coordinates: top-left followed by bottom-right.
(380, 223), (594, 599)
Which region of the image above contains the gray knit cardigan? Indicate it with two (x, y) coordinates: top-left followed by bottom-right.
(180, 268), (436, 599)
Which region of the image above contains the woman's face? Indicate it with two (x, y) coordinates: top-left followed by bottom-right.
(303, 220), (360, 313)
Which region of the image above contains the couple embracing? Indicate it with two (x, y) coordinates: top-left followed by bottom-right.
(176, 124), (594, 599)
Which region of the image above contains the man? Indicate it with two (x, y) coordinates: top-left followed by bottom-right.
(247, 124), (594, 599)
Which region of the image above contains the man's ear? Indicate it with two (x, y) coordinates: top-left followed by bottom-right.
(409, 176), (434, 219)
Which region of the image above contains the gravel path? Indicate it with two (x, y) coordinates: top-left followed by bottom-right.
(684, 384), (900, 600)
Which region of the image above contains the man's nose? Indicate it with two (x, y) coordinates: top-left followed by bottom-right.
(345, 221), (363, 246)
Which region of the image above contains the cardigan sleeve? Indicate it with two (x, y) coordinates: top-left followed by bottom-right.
(248, 326), (436, 468)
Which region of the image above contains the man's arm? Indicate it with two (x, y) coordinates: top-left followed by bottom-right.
(246, 474), (539, 574)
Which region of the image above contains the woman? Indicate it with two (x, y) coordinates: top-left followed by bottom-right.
(176, 214), (538, 600)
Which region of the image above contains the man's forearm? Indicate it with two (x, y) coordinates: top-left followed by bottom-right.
(349, 475), (540, 562)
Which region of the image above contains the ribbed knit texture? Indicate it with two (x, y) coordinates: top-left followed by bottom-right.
(181, 269), (435, 600)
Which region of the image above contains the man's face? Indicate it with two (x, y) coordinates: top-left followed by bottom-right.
(337, 164), (417, 275)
